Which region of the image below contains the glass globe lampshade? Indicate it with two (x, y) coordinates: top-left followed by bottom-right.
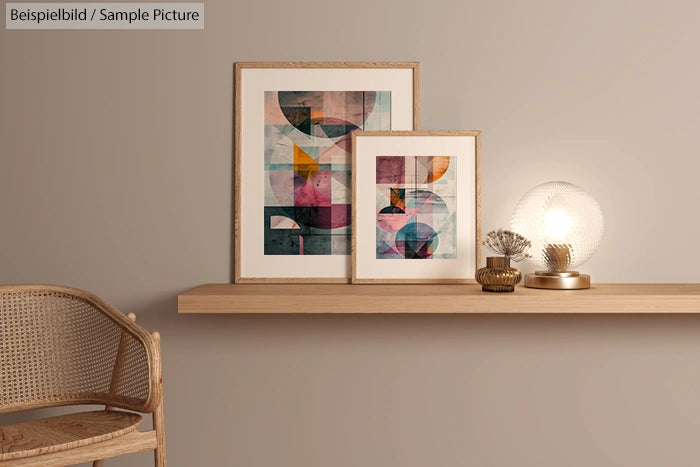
(511, 181), (604, 289)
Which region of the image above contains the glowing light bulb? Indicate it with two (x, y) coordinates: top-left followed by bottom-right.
(544, 209), (570, 241)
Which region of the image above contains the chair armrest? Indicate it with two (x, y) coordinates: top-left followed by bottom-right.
(79, 289), (163, 414)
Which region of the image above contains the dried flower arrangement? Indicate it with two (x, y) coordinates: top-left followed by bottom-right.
(483, 229), (532, 262)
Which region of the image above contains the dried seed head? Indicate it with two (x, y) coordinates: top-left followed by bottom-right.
(482, 229), (532, 262)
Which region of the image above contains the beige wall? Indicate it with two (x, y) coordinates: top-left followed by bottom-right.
(3, 1), (700, 466)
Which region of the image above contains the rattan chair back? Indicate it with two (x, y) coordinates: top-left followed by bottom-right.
(0, 285), (158, 414)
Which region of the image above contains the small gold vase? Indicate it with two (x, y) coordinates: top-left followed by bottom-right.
(475, 256), (522, 293)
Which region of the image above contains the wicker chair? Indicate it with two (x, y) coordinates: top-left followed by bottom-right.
(0, 285), (166, 467)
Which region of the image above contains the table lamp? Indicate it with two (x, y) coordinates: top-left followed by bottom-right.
(511, 181), (604, 289)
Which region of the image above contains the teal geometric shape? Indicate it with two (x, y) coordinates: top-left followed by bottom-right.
(274, 124), (296, 136)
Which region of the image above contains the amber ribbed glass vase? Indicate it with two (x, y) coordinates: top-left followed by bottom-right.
(475, 256), (522, 293)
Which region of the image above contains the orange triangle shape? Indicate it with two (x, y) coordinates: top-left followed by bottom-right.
(294, 144), (319, 180)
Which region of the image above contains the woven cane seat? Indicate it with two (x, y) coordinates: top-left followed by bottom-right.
(0, 410), (142, 461)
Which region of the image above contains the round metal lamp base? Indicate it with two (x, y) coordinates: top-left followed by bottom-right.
(524, 272), (590, 289)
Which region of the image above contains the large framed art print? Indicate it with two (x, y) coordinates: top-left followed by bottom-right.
(234, 62), (420, 283)
(352, 131), (481, 284)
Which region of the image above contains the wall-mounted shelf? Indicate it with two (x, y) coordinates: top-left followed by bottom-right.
(177, 283), (700, 313)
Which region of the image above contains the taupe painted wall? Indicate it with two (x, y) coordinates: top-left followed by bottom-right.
(3, 1), (700, 466)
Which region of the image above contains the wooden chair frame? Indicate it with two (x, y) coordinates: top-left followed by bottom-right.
(0, 285), (166, 466)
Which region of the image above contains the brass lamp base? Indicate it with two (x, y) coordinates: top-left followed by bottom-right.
(524, 271), (590, 289)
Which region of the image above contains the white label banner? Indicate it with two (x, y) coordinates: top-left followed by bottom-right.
(6, 3), (204, 29)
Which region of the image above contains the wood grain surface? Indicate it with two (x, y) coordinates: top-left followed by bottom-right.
(0, 431), (156, 467)
(0, 411), (141, 461)
(178, 283), (700, 313)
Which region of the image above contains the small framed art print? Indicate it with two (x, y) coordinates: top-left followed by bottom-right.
(352, 130), (481, 284)
(234, 62), (420, 283)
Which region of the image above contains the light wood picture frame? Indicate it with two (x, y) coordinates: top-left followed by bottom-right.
(352, 130), (481, 284)
(234, 62), (420, 283)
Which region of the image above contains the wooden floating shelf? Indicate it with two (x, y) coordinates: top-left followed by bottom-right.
(177, 283), (700, 314)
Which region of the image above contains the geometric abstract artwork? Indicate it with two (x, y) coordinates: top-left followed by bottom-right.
(264, 91), (391, 256)
(351, 130), (481, 284)
(375, 156), (457, 259)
